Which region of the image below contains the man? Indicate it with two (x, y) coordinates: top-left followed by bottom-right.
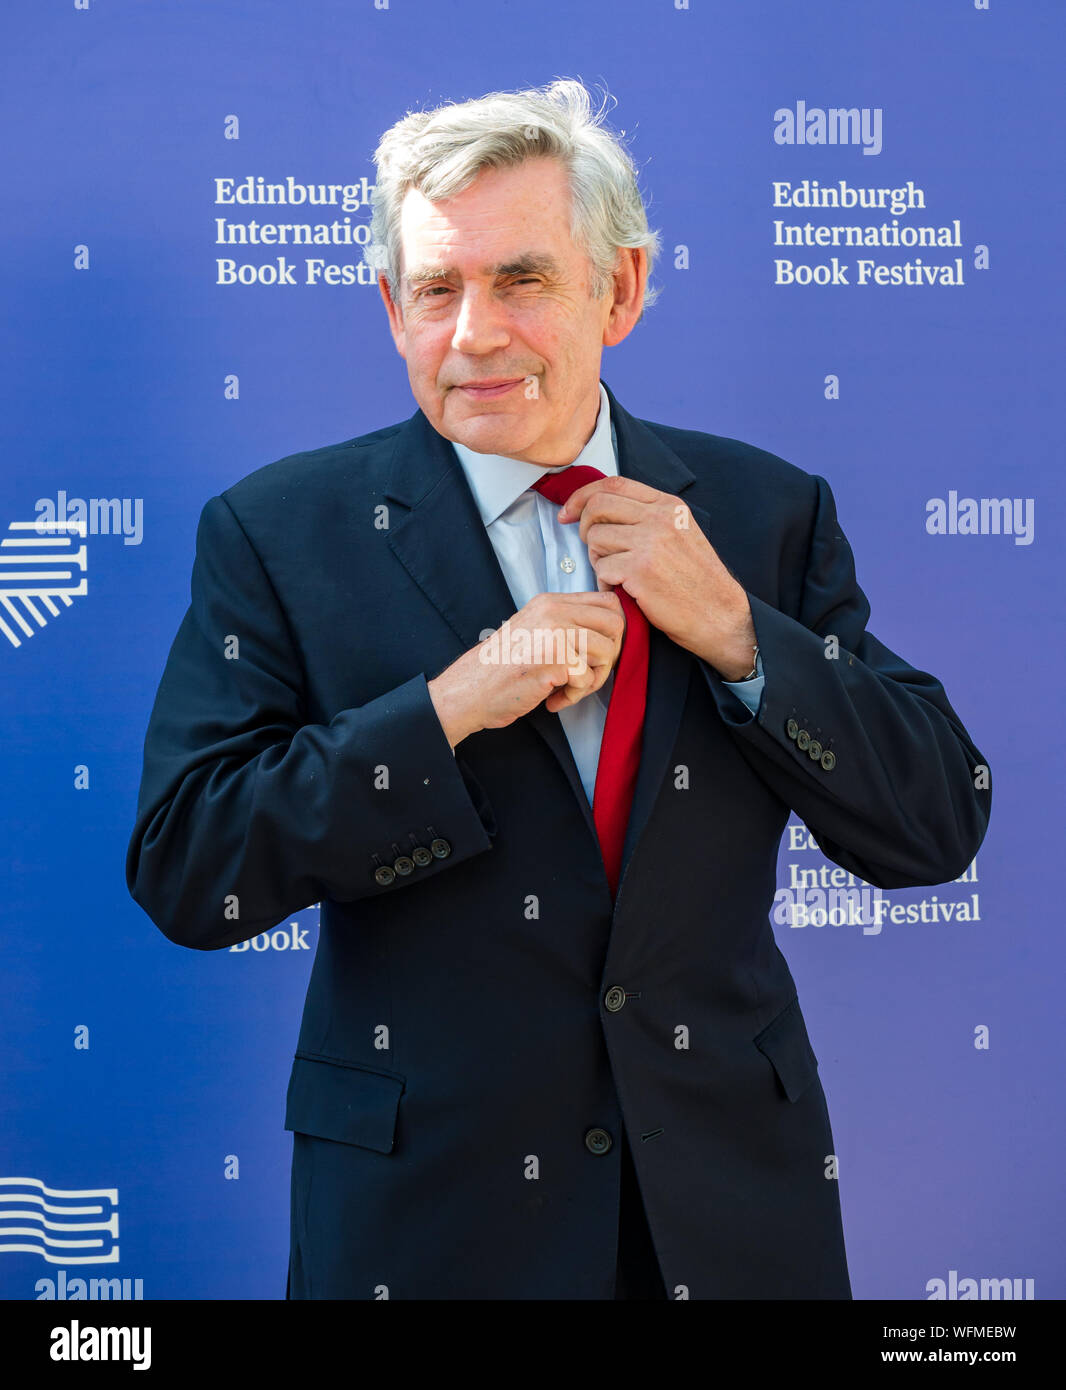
(126, 79), (991, 1300)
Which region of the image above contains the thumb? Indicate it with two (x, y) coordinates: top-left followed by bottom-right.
(590, 552), (611, 594)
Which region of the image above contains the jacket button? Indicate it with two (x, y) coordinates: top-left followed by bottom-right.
(820, 749), (836, 771)
(429, 838), (451, 859)
(393, 855), (415, 876)
(786, 718), (799, 740)
(411, 846), (433, 867)
(808, 740), (822, 761)
(604, 985), (626, 1012)
(374, 865), (396, 887)
(584, 1128), (613, 1155)
(796, 729), (811, 751)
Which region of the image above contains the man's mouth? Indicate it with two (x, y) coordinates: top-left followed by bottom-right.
(455, 378), (525, 399)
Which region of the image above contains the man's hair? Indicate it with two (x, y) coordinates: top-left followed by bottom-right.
(363, 78), (662, 311)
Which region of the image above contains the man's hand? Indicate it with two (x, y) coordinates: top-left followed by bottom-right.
(557, 476), (757, 681)
(428, 591), (625, 749)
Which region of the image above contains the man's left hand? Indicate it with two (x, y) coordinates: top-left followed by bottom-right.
(559, 476), (758, 682)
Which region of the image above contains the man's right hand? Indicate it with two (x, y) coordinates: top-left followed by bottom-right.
(428, 590), (626, 749)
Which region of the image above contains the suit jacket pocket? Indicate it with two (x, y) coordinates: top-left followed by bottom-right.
(753, 996), (819, 1103)
(284, 1053), (406, 1153)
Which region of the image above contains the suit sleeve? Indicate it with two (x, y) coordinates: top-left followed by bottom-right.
(699, 473), (991, 888)
(126, 494), (496, 951)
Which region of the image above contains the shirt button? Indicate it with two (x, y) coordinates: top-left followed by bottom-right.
(560, 556), (576, 574)
(429, 837), (451, 859)
(796, 729), (811, 751)
(584, 1128), (613, 1155)
(374, 865), (396, 887)
(604, 985), (627, 1013)
(393, 855), (415, 876)
(820, 750), (836, 771)
(786, 719), (799, 740)
(411, 846), (433, 867)
(808, 740), (823, 761)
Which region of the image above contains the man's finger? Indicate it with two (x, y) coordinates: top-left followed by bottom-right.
(583, 522), (643, 555)
(548, 589), (624, 605)
(572, 493), (649, 544)
(537, 602), (625, 636)
(558, 475), (663, 520)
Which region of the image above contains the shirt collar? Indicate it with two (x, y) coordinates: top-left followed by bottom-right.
(450, 380), (618, 528)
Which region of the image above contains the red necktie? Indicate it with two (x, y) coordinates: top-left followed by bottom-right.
(530, 465), (650, 898)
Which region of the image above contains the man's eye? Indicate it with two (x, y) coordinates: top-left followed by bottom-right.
(418, 279), (539, 299)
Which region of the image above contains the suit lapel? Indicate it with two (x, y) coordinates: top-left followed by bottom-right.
(384, 380), (702, 893)
(602, 384), (702, 896)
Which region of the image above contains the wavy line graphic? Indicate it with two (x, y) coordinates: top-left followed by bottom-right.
(0, 1177), (118, 1263)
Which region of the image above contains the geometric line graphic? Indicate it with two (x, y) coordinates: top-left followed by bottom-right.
(0, 1177), (119, 1263)
(0, 519), (88, 649)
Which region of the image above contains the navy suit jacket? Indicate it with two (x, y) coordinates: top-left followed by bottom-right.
(126, 379), (991, 1299)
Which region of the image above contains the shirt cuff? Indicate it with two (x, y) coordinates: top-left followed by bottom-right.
(720, 650), (764, 715)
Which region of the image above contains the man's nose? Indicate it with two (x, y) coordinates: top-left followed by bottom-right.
(451, 284), (511, 354)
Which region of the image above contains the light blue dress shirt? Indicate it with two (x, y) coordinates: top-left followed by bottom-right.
(451, 382), (764, 806)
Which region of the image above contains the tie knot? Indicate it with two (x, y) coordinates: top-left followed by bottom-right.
(529, 463), (605, 507)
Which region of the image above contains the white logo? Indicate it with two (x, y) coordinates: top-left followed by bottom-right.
(0, 1178), (118, 1264)
(50, 1321), (151, 1371)
(0, 518), (87, 649)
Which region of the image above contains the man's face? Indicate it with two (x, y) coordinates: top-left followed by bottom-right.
(378, 156), (640, 467)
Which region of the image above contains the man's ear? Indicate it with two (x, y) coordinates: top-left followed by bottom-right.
(378, 274), (407, 359)
(602, 247), (647, 348)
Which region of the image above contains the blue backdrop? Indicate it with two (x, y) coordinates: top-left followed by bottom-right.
(2, 0), (1061, 1301)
